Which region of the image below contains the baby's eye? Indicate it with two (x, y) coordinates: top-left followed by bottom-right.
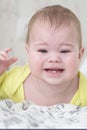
(38, 49), (48, 53)
(60, 50), (71, 53)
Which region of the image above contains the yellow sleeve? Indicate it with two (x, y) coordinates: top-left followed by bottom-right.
(0, 64), (30, 102)
(70, 72), (87, 106)
(0, 67), (22, 101)
(0, 72), (6, 82)
(0, 72), (9, 99)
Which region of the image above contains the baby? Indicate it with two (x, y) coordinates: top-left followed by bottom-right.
(0, 5), (87, 107)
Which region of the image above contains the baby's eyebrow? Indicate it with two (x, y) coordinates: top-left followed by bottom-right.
(60, 43), (73, 47)
(35, 43), (48, 46)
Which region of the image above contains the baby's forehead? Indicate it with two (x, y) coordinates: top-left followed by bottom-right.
(31, 18), (77, 32)
(28, 19), (81, 48)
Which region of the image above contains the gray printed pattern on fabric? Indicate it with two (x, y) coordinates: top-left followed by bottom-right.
(0, 99), (87, 128)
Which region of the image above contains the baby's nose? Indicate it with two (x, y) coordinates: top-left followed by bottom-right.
(48, 53), (61, 63)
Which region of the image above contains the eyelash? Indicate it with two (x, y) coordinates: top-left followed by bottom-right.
(37, 49), (71, 53)
(60, 50), (71, 53)
(38, 49), (48, 53)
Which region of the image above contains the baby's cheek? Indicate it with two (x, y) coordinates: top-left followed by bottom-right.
(29, 57), (42, 71)
(68, 59), (79, 72)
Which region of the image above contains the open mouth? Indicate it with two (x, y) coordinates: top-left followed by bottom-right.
(44, 68), (64, 74)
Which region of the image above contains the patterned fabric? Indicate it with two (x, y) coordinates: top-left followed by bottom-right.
(0, 99), (87, 128)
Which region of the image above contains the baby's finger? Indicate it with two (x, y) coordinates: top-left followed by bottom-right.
(0, 48), (12, 58)
(7, 57), (18, 66)
(0, 55), (8, 61)
(0, 51), (9, 58)
(4, 48), (12, 53)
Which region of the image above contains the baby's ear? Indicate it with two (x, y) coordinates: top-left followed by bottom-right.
(79, 47), (84, 60)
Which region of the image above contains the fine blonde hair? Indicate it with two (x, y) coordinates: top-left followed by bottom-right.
(26, 5), (82, 47)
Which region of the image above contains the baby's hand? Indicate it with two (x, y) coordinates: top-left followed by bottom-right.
(0, 48), (17, 75)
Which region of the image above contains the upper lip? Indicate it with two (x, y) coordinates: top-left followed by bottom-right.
(44, 67), (64, 70)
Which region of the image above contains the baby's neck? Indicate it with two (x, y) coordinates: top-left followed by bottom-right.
(24, 74), (79, 106)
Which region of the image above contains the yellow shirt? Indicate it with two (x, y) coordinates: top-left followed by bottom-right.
(0, 64), (87, 106)
(0, 64), (30, 102)
(70, 72), (87, 106)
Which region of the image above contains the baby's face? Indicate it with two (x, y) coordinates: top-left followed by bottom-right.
(26, 20), (84, 86)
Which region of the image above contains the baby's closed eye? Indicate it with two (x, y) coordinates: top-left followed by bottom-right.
(38, 49), (48, 53)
